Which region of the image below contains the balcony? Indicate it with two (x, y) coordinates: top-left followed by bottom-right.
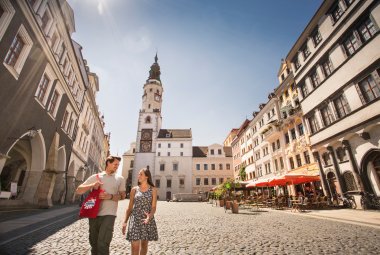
(261, 120), (281, 140)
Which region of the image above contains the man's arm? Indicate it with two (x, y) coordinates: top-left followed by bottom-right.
(76, 175), (101, 194)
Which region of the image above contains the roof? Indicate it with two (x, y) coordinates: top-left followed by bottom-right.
(157, 129), (192, 138)
(192, 146), (232, 157)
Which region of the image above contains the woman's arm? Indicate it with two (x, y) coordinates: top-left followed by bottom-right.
(124, 188), (136, 223)
(148, 187), (157, 219)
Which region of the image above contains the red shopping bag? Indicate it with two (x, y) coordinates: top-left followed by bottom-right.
(79, 174), (103, 218)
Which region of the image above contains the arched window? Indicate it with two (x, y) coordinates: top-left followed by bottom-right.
(322, 152), (332, 166)
(145, 116), (151, 123)
(336, 147), (348, 162)
(343, 171), (357, 191)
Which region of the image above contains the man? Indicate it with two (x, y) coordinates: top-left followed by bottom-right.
(76, 156), (126, 255)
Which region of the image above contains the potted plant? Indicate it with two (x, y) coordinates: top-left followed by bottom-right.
(223, 178), (241, 213)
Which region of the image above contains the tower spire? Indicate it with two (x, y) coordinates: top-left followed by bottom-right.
(148, 53), (161, 81)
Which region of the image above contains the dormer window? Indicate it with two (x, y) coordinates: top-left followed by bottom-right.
(166, 133), (171, 138)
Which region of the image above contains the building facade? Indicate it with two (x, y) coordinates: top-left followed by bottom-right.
(121, 142), (136, 194)
(287, 0), (380, 204)
(192, 144), (233, 194)
(155, 129), (193, 200)
(0, 0), (107, 207)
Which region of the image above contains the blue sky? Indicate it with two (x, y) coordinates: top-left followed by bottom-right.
(67, 0), (322, 155)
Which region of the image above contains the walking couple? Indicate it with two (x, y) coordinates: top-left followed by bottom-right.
(76, 156), (158, 255)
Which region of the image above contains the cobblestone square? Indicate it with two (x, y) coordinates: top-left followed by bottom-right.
(1, 201), (380, 254)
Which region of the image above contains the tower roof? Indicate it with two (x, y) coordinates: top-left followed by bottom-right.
(148, 53), (161, 81)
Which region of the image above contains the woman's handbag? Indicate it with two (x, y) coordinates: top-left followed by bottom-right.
(79, 174), (103, 218)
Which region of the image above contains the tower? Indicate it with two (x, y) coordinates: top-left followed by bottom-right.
(132, 54), (164, 186)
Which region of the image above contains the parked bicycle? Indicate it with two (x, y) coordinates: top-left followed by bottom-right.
(341, 192), (357, 209)
(360, 191), (380, 210)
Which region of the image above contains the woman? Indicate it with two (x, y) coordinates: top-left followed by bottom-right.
(122, 168), (158, 255)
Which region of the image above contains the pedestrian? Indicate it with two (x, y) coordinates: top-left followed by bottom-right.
(122, 168), (158, 255)
(76, 156), (126, 255)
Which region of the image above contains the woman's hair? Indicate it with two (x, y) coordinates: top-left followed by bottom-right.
(138, 168), (155, 187)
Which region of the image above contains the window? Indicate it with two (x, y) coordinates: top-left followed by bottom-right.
(290, 128), (296, 140)
(276, 139), (280, 149)
(301, 83), (309, 97)
(179, 179), (184, 186)
(274, 159), (278, 172)
(310, 70), (320, 88)
(336, 147), (348, 162)
(4, 34), (24, 67)
(180, 152), (183, 157)
(304, 151), (311, 164)
(296, 154), (302, 167)
(226, 164), (230, 170)
(218, 149), (222, 155)
(272, 142), (276, 152)
(167, 152), (170, 156)
(331, 3), (343, 23)
(160, 164), (165, 171)
(41, 8), (52, 34)
(180, 143), (184, 148)
(211, 164), (215, 170)
(343, 171), (357, 191)
(289, 157), (295, 169)
(311, 28), (322, 46)
(204, 164), (208, 170)
(61, 110), (69, 130)
(343, 33), (360, 56)
(210, 149), (214, 155)
(320, 105), (335, 126)
(130, 160), (134, 168)
(145, 116), (151, 123)
(167, 179), (172, 188)
(204, 178), (209, 186)
(285, 133), (290, 144)
(196, 164), (200, 170)
(196, 178), (201, 186)
(293, 56), (301, 70)
(219, 178), (224, 184)
(322, 152), (332, 166)
(173, 163), (178, 171)
(155, 180), (160, 188)
(35, 74), (50, 104)
(157, 152), (161, 156)
(298, 124), (304, 136)
(218, 164), (222, 170)
(0, 0), (15, 41)
(358, 18), (377, 42)
(211, 178), (216, 186)
(308, 114), (320, 134)
(301, 43), (311, 60)
(280, 157), (284, 169)
(168, 143), (171, 148)
(322, 58), (334, 77)
(358, 75), (380, 103)
(47, 90), (59, 116)
(333, 94), (351, 118)
(158, 143), (161, 148)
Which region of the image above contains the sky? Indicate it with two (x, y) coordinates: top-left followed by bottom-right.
(67, 0), (323, 157)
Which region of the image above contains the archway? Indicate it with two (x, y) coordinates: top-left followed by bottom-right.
(3, 131), (46, 204)
(360, 149), (380, 196)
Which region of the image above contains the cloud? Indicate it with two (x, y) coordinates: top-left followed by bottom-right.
(122, 27), (152, 53)
(97, 1), (104, 15)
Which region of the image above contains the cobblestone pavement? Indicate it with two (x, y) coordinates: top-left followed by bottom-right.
(1, 201), (380, 254)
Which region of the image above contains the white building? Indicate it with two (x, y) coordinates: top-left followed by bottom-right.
(122, 142), (136, 194)
(155, 129), (193, 200)
(287, 0), (380, 205)
(132, 55), (193, 200)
